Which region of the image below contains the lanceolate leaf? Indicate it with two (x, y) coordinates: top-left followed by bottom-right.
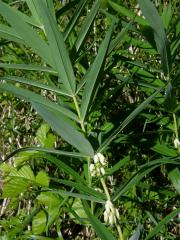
(63, 0), (89, 41)
(74, 0), (100, 52)
(108, 0), (147, 26)
(34, 0), (76, 95)
(138, 0), (171, 75)
(80, 24), (114, 121)
(0, 24), (24, 44)
(0, 0), (54, 67)
(0, 63), (57, 74)
(0, 83), (79, 122)
(33, 102), (94, 156)
(1, 76), (71, 97)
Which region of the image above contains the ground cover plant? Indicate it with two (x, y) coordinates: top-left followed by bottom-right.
(0, 0), (180, 239)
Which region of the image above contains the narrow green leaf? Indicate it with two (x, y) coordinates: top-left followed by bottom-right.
(49, 189), (105, 204)
(108, 21), (132, 55)
(83, 201), (116, 240)
(4, 147), (89, 162)
(151, 143), (177, 157)
(0, 63), (57, 74)
(0, 1), (54, 67)
(34, 0), (76, 95)
(51, 178), (106, 200)
(1, 76), (71, 97)
(138, 0), (171, 75)
(145, 208), (180, 240)
(98, 88), (162, 152)
(80, 24), (114, 120)
(113, 158), (180, 201)
(41, 154), (86, 183)
(75, 0), (100, 52)
(0, 83), (79, 122)
(108, 0), (147, 26)
(0, 24), (24, 44)
(33, 102), (94, 156)
(64, 0), (89, 41)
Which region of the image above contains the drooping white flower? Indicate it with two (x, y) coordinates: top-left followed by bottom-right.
(104, 200), (119, 225)
(174, 138), (180, 148)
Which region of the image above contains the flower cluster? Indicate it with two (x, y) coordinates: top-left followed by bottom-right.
(104, 200), (120, 225)
(90, 153), (107, 177)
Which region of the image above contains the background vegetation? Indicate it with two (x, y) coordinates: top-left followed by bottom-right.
(0, 0), (180, 239)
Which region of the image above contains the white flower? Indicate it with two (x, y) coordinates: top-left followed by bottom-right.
(93, 154), (99, 164)
(100, 167), (105, 175)
(90, 164), (96, 176)
(97, 153), (106, 165)
(105, 200), (113, 213)
(104, 200), (119, 225)
(93, 152), (106, 164)
(174, 138), (180, 148)
(115, 209), (120, 220)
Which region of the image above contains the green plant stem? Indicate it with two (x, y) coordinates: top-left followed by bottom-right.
(73, 95), (85, 132)
(100, 177), (111, 200)
(117, 224), (124, 240)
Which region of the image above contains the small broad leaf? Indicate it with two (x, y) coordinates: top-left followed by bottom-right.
(36, 123), (55, 148)
(36, 171), (49, 187)
(69, 198), (88, 224)
(32, 210), (47, 234)
(2, 178), (29, 197)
